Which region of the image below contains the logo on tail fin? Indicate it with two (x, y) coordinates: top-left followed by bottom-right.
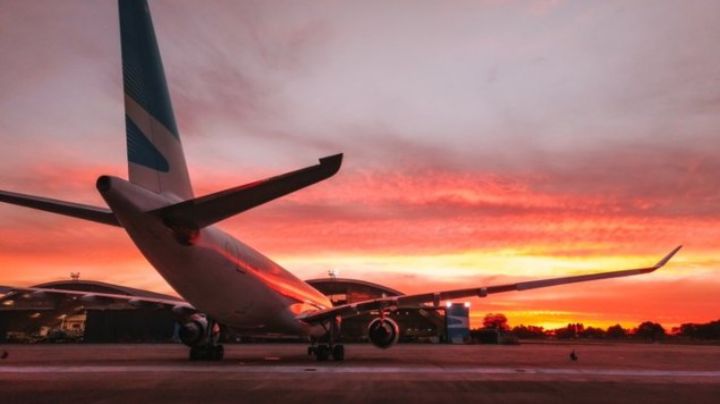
(126, 115), (170, 172)
(118, 0), (194, 199)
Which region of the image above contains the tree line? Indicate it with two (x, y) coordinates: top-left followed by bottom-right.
(479, 313), (720, 341)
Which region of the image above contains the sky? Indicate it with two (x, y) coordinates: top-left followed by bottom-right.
(1, 0), (720, 329)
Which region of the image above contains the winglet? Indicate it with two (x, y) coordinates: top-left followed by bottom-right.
(654, 245), (682, 269)
(319, 153), (343, 176)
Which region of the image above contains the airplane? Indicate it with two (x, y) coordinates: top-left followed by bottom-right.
(0, 0), (682, 361)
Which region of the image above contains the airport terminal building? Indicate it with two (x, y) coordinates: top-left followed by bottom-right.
(0, 278), (469, 344)
(0, 280), (181, 343)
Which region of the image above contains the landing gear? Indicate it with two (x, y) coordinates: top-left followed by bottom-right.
(332, 344), (344, 361)
(308, 343), (343, 361)
(188, 317), (224, 361)
(317, 344), (331, 361)
(308, 317), (344, 361)
(189, 344), (224, 361)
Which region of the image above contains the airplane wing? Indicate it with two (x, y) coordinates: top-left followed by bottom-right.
(0, 285), (195, 315)
(0, 190), (120, 226)
(150, 154), (343, 230)
(297, 246), (682, 323)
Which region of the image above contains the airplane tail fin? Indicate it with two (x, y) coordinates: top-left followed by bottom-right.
(119, 0), (193, 200)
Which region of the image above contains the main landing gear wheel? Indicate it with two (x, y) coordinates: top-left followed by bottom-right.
(316, 345), (330, 361)
(187, 316), (224, 361)
(213, 345), (224, 360)
(189, 344), (224, 361)
(308, 344), (344, 361)
(309, 317), (344, 361)
(331, 344), (344, 361)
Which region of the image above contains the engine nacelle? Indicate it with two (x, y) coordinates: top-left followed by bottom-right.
(367, 317), (399, 349)
(178, 316), (208, 347)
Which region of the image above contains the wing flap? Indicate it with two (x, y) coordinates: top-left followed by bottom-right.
(297, 246), (682, 323)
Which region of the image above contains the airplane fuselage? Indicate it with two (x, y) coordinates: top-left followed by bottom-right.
(98, 175), (332, 338)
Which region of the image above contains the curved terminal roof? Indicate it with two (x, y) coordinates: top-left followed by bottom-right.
(31, 280), (182, 302)
(306, 278), (404, 302)
(4, 278), (400, 306)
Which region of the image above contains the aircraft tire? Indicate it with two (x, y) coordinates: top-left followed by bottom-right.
(332, 345), (344, 361)
(189, 346), (200, 361)
(316, 345), (330, 361)
(213, 345), (224, 360)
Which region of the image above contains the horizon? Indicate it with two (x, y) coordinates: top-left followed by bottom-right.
(1, 0), (720, 330)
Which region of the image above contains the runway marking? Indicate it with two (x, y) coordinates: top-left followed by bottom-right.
(1, 365), (720, 379)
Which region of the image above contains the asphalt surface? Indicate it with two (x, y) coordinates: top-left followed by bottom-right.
(0, 343), (719, 403)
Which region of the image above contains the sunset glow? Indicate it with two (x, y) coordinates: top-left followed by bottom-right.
(1, 0), (719, 329)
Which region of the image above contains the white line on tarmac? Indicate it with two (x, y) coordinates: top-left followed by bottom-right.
(1, 365), (719, 378)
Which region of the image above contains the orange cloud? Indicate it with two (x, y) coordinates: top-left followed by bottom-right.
(2, 0), (720, 332)
(2, 166), (718, 330)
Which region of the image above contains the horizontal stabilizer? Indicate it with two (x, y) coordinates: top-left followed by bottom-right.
(152, 154), (343, 229)
(0, 189), (119, 226)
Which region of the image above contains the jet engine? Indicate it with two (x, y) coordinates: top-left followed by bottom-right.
(178, 315), (208, 347)
(367, 317), (399, 349)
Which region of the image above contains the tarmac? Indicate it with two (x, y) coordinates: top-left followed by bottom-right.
(0, 342), (719, 403)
